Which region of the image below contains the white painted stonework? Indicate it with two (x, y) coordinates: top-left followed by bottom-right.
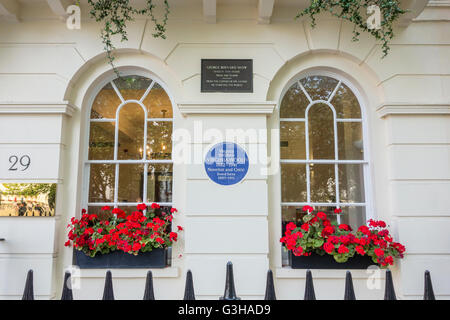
(0, 0), (449, 300)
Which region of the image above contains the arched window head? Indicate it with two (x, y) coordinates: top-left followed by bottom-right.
(280, 75), (367, 230)
(86, 75), (173, 216)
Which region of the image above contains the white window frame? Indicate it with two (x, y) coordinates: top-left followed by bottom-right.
(81, 71), (174, 211)
(279, 71), (374, 224)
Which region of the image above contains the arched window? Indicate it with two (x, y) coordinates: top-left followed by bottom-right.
(280, 75), (368, 231)
(85, 75), (173, 215)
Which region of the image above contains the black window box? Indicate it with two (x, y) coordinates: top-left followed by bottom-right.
(74, 248), (167, 269)
(289, 252), (375, 269)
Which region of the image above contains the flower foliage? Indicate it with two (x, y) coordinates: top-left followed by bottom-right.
(65, 203), (181, 257)
(280, 206), (405, 267)
(297, 0), (406, 57)
(87, 0), (170, 76)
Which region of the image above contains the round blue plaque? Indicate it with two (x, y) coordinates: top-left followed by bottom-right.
(204, 142), (249, 186)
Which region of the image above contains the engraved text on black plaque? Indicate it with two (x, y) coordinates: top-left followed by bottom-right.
(201, 59), (253, 93)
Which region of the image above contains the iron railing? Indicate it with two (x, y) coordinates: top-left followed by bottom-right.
(19, 261), (436, 300)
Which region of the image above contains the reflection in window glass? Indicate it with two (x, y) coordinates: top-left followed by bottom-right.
(118, 164), (145, 203)
(280, 82), (309, 118)
(308, 103), (335, 160)
(147, 164), (173, 203)
(147, 121), (172, 160)
(338, 122), (363, 160)
(331, 83), (361, 119)
(90, 83), (121, 119)
(339, 164), (365, 203)
(281, 164), (307, 203)
(300, 76), (339, 101)
(280, 122), (306, 159)
(87, 206), (114, 220)
(0, 183), (56, 217)
(118, 103), (145, 160)
(113, 75), (152, 101)
(309, 164), (335, 203)
(88, 122), (115, 160)
(142, 83), (173, 118)
(339, 206), (366, 229)
(89, 164), (115, 203)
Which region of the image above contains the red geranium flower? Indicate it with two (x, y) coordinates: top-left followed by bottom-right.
(374, 248), (385, 257)
(136, 203), (147, 211)
(355, 245), (365, 255)
(337, 245), (349, 254)
(324, 242), (334, 253)
(317, 211), (327, 220)
(151, 203), (160, 209)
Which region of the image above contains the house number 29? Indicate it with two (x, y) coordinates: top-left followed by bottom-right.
(8, 155), (31, 171)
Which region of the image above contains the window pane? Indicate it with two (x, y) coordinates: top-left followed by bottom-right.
(338, 206), (366, 229)
(118, 164), (144, 203)
(113, 75), (152, 101)
(280, 121), (306, 159)
(146, 164), (173, 203)
(281, 206), (305, 225)
(313, 205), (339, 224)
(147, 121), (172, 160)
(142, 83), (173, 118)
(308, 103), (335, 159)
(300, 76), (339, 101)
(310, 164), (335, 203)
(338, 122), (363, 160)
(280, 82), (309, 118)
(117, 206), (138, 216)
(90, 82), (121, 119)
(339, 164), (365, 203)
(88, 164), (115, 203)
(281, 164), (307, 202)
(88, 122), (115, 160)
(330, 83), (361, 118)
(87, 206), (114, 220)
(118, 103), (145, 160)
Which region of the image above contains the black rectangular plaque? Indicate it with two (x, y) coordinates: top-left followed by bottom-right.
(201, 59), (253, 93)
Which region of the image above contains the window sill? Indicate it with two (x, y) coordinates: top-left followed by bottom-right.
(78, 267), (179, 279)
(275, 267), (384, 279)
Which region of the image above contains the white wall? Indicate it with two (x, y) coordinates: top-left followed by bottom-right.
(0, 1), (449, 299)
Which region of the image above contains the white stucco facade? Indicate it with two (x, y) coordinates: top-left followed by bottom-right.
(0, 0), (449, 300)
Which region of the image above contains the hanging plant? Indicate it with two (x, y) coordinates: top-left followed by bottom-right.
(87, 0), (170, 77)
(297, 0), (407, 57)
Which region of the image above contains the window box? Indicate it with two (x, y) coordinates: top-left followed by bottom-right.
(74, 248), (167, 269)
(289, 252), (374, 270)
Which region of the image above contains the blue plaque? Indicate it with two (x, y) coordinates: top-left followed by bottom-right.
(204, 142), (249, 186)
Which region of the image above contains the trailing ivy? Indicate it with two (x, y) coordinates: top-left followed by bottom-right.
(87, 0), (170, 77)
(297, 0), (406, 57)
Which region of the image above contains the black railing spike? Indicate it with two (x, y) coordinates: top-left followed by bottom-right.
(424, 270), (436, 300)
(102, 270), (115, 300)
(183, 270), (196, 300)
(22, 270), (34, 300)
(383, 269), (396, 300)
(219, 261), (241, 300)
(304, 270), (316, 300)
(61, 271), (73, 300)
(264, 269), (277, 300)
(143, 271), (155, 300)
(344, 271), (356, 300)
